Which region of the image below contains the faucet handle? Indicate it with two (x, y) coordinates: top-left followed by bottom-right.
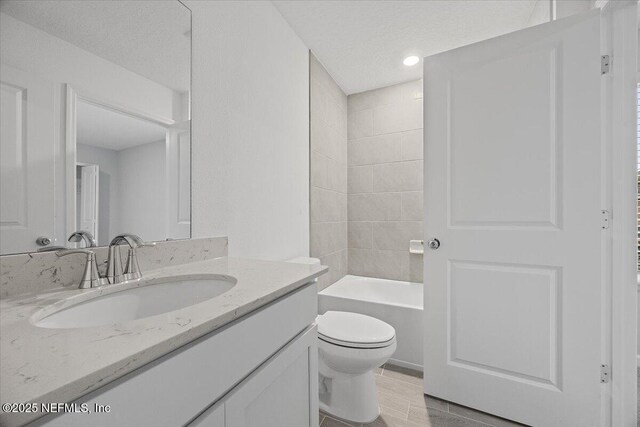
(108, 234), (155, 283)
(68, 231), (97, 247)
(110, 233), (155, 248)
(57, 249), (107, 289)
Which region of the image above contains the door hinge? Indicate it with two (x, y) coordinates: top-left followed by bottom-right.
(601, 55), (611, 74)
(600, 364), (610, 383)
(601, 210), (611, 229)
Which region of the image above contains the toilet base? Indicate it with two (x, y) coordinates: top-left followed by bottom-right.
(319, 371), (380, 423)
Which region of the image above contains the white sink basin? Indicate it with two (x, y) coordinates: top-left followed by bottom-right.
(33, 275), (236, 329)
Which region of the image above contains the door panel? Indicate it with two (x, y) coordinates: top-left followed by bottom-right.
(449, 261), (561, 388)
(449, 46), (561, 228)
(424, 10), (602, 427)
(0, 64), (56, 253)
(78, 164), (99, 241)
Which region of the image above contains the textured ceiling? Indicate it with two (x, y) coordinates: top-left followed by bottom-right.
(77, 101), (166, 151)
(0, 0), (190, 92)
(274, 0), (539, 94)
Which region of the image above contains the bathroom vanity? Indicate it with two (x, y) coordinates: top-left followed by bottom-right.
(0, 257), (326, 427)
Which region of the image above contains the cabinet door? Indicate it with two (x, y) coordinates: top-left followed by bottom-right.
(189, 401), (224, 427)
(225, 326), (318, 427)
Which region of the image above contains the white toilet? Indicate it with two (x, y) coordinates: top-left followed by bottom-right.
(316, 311), (397, 423)
(285, 257), (397, 423)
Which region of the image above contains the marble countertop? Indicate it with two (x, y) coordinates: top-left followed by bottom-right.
(0, 257), (327, 426)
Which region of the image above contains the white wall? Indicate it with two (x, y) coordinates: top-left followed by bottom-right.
(76, 144), (120, 246)
(186, 1), (310, 260)
(118, 140), (167, 242)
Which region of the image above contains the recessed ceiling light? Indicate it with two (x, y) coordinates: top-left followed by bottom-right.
(403, 56), (420, 67)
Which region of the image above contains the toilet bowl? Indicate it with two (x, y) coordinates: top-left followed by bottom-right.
(316, 311), (397, 423)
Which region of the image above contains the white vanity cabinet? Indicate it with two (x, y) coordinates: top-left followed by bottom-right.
(32, 284), (318, 427)
(190, 325), (317, 427)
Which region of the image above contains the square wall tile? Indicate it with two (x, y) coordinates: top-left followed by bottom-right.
(311, 187), (347, 222)
(311, 150), (329, 189)
(348, 134), (402, 166)
(311, 222), (347, 258)
(348, 166), (373, 193)
(401, 79), (423, 101)
(405, 98), (423, 130)
(407, 253), (424, 283)
(348, 248), (405, 280)
(327, 157), (347, 193)
(348, 90), (378, 112)
(348, 193), (401, 221)
(401, 129), (423, 161)
(372, 221), (423, 251)
(348, 221), (373, 249)
(318, 249), (348, 290)
(372, 98), (423, 136)
(373, 160), (423, 192)
(348, 108), (373, 140)
(401, 191), (423, 221)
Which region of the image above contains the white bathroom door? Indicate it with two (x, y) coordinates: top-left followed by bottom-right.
(0, 64), (56, 254)
(78, 164), (99, 242)
(423, 10), (603, 427)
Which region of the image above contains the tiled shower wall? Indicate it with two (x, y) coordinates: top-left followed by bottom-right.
(309, 54), (348, 290)
(347, 80), (424, 282)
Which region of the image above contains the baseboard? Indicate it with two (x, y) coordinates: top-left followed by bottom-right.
(386, 358), (423, 372)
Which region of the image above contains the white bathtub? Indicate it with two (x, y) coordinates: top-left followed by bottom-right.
(318, 275), (423, 371)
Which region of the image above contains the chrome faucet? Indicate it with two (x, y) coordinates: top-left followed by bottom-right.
(57, 249), (108, 289)
(106, 234), (155, 283)
(68, 231), (97, 248)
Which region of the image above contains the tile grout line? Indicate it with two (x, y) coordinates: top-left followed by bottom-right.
(347, 192), (423, 196)
(450, 412), (497, 427)
(348, 127), (424, 141)
(443, 399), (512, 427)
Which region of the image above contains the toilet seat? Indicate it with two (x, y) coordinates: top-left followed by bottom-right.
(319, 334), (396, 349)
(317, 311), (396, 349)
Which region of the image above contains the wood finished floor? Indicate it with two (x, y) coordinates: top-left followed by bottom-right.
(319, 364), (526, 427)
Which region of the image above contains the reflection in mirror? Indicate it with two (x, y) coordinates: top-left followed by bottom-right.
(74, 100), (191, 246)
(0, 0), (191, 254)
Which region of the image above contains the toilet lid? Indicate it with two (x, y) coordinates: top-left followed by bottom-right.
(317, 311), (396, 348)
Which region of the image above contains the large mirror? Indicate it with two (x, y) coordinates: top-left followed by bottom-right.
(0, 0), (191, 253)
